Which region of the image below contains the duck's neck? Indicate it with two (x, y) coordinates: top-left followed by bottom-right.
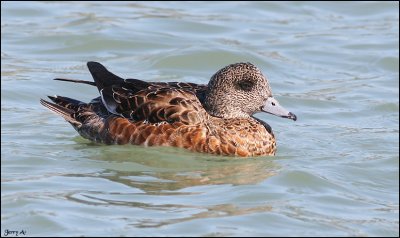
(203, 100), (250, 119)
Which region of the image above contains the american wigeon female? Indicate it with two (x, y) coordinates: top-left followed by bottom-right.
(41, 62), (296, 156)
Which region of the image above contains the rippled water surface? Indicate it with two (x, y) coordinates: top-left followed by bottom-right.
(1, 1), (399, 236)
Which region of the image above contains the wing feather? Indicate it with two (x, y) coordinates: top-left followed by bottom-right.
(100, 84), (207, 125)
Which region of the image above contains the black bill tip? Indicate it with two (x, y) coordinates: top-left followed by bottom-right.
(288, 112), (297, 121)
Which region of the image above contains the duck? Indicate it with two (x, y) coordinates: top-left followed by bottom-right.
(40, 61), (296, 157)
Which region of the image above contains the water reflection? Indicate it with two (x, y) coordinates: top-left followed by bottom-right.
(63, 146), (278, 228)
(131, 203), (273, 229)
(66, 191), (273, 229)
(83, 145), (279, 192)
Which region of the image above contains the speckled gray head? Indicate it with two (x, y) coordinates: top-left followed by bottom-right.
(204, 62), (296, 121)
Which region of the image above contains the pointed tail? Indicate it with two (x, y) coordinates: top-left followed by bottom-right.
(40, 96), (83, 127)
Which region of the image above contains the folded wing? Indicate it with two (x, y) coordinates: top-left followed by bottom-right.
(52, 62), (209, 125)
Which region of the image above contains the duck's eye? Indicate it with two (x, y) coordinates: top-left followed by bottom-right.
(238, 80), (254, 91)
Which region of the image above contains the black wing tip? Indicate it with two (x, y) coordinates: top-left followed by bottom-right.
(87, 61), (108, 77)
(87, 61), (100, 65)
(87, 61), (104, 70)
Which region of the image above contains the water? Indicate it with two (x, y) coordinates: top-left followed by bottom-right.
(1, 1), (399, 236)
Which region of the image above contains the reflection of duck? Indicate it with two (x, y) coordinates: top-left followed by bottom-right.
(102, 162), (277, 192)
(80, 146), (279, 192)
(41, 62), (296, 156)
(64, 148), (278, 229)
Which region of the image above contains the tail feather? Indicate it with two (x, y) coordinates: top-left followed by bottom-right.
(47, 95), (84, 109)
(53, 78), (96, 86)
(53, 62), (125, 91)
(40, 98), (82, 127)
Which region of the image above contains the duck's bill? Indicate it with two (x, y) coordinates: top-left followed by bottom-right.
(262, 97), (297, 121)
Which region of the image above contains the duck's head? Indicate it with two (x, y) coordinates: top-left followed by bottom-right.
(204, 62), (296, 121)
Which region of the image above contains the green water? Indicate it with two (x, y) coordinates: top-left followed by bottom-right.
(1, 1), (399, 236)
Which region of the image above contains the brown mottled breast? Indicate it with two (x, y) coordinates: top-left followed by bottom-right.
(203, 117), (276, 156)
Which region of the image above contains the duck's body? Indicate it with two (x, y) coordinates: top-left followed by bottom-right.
(41, 62), (296, 157)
